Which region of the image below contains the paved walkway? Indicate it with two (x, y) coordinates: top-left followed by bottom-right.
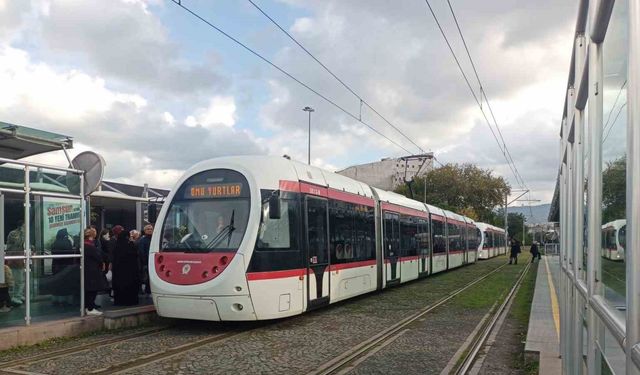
(525, 255), (561, 375)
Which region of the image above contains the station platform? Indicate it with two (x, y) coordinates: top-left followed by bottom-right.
(0, 295), (158, 351)
(525, 255), (562, 374)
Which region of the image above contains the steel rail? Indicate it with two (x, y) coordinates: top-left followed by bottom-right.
(92, 327), (262, 375)
(0, 326), (171, 370)
(309, 262), (509, 375)
(455, 262), (532, 374)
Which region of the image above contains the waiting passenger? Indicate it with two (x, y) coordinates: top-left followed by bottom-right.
(130, 230), (141, 245)
(509, 237), (521, 265)
(0, 263), (14, 312)
(112, 229), (140, 306)
(6, 221), (25, 306)
(138, 224), (153, 295)
(530, 242), (541, 263)
(51, 228), (76, 306)
(83, 228), (108, 316)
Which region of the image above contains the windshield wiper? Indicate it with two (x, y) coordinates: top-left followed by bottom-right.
(206, 209), (236, 249)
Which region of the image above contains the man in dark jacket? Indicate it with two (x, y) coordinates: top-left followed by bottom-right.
(530, 242), (541, 263)
(138, 224), (153, 295)
(509, 237), (521, 264)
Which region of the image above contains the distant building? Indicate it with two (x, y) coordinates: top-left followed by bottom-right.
(336, 153), (434, 191)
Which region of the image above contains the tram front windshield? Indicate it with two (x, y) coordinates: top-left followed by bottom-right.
(161, 169), (250, 253)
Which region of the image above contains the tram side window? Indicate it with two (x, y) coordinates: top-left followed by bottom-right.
(355, 206), (375, 261)
(465, 226), (474, 250)
(605, 229), (617, 250)
(256, 197), (298, 251)
(432, 219), (446, 254)
(417, 219), (431, 256)
(400, 215), (417, 257)
(329, 200), (355, 262)
(384, 212), (400, 257)
(448, 223), (460, 251)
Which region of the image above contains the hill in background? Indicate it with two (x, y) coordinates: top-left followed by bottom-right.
(507, 204), (551, 224)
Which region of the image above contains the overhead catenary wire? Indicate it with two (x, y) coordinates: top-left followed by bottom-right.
(602, 102), (627, 144)
(444, 0), (528, 190)
(602, 80), (627, 139)
(246, 0), (425, 155)
(170, 0), (415, 155)
(422, 0), (526, 190)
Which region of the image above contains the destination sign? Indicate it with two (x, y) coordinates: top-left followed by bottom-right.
(185, 183), (243, 199)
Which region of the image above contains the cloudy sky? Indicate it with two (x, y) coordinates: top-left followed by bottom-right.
(0, 0), (577, 203)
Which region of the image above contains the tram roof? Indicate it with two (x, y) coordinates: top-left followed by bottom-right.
(371, 187), (429, 213)
(0, 122), (73, 160)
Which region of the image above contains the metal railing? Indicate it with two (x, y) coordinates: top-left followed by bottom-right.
(544, 243), (560, 256)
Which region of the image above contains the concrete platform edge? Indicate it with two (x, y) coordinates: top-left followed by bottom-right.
(0, 306), (158, 351)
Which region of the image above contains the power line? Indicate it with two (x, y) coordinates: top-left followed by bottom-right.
(246, 0), (424, 155)
(602, 102), (627, 144)
(602, 80), (627, 138)
(445, 0), (527, 190)
(170, 0), (415, 155)
(421, 0), (525, 190)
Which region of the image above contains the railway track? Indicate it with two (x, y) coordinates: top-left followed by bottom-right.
(0, 324), (258, 375)
(0, 326), (171, 372)
(454, 261), (532, 375)
(308, 262), (511, 375)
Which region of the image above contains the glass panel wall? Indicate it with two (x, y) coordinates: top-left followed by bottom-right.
(601, 0), (628, 313)
(1, 193), (26, 326)
(0, 163), (85, 328)
(30, 196), (82, 322)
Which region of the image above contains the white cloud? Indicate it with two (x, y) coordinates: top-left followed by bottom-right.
(0, 46), (146, 124)
(0, 45), (264, 187)
(188, 96), (237, 128)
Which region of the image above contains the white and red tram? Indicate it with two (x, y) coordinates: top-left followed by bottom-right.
(475, 223), (506, 259)
(150, 156), (483, 321)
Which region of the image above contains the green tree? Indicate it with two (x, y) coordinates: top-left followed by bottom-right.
(494, 210), (531, 243)
(602, 156), (626, 223)
(395, 163), (510, 222)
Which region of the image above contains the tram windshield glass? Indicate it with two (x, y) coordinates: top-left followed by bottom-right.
(161, 169), (250, 253)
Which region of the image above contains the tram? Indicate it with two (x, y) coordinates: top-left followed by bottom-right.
(602, 219), (626, 261)
(149, 156), (481, 321)
(475, 223), (506, 259)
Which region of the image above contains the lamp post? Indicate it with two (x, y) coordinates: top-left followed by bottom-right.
(303, 106), (314, 165)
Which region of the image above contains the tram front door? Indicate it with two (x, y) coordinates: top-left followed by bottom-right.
(305, 196), (330, 310)
(384, 212), (400, 286)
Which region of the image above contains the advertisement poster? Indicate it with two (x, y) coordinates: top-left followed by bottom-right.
(43, 197), (82, 251)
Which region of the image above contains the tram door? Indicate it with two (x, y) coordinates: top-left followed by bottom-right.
(383, 212), (400, 285)
(305, 196), (330, 310)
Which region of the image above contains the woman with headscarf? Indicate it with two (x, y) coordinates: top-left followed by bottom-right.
(112, 228), (140, 306)
(51, 228), (77, 305)
(83, 228), (108, 315)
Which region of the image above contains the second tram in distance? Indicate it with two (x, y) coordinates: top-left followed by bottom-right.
(602, 219), (626, 261)
(149, 156), (505, 321)
(476, 223), (507, 259)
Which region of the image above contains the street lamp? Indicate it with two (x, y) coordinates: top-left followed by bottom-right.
(302, 106), (314, 165)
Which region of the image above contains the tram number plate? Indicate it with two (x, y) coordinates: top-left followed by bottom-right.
(310, 256), (318, 264)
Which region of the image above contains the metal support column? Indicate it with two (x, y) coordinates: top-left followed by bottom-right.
(80, 174), (85, 316)
(24, 166), (31, 325)
(587, 21), (604, 375)
(573, 33), (587, 373)
(626, 0), (640, 372)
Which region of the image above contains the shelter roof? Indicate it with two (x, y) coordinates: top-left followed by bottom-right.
(0, 122), (73, 160)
